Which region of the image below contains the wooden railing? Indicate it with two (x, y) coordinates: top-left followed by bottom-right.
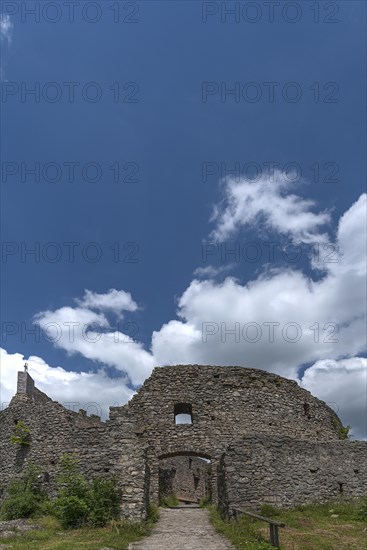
(232, 508), (285, 548)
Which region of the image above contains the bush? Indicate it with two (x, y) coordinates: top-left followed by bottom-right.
(56, 494), (90, 528)
(0, 463), (47, 520)
(1, 493), (39, 520)
(56, 454), (89, 500)
(55, 454), (120, 528)
(87, 478), (120, 527)
(36, 498), (57, 517)
(338, 425), (351, 440)
(10, 421), (31, 446)
(1, 455), (121, 528)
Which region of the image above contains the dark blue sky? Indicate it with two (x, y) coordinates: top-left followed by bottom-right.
(1, 0), (366, 374)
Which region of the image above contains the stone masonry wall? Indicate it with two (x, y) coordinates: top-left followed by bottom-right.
(159, 456), (210, 502)
(218, 435), (367, 517)
(109, 365), (344, 505)
(0, 372), (147, 521)
(0, 366), (363, 522)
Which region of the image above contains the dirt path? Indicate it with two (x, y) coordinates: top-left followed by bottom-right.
(129, 507), (235, 550)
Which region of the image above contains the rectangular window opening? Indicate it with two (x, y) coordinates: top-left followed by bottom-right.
(174, 403), (193, 425)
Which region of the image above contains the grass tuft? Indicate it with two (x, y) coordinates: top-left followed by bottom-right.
(160, 493), (179, 508)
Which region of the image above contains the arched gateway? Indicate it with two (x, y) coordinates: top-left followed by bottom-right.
(1, 365), (366, 520)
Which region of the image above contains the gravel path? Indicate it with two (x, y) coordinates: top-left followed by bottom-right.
(129, 507), (235, 550)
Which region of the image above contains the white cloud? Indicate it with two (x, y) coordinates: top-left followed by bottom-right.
(1, 189), (365, 438)
(0, 15), (13, 44)
(0, 348), (134, 420)
(75, 289), (138, 317)
(0, 15), (13, 80)
(193, 264), (235, 278)
(300, 357), (367, 440)
(152, 194), (367, 436)
(34, 301), (154, 386)
(210, 171), (330, 244)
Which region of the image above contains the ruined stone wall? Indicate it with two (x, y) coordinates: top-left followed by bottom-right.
(110, 365), (343, 504)
(159, 456), (210, 502)
(0, 366), (361, 522)
(121, 365), (342, 448)
(0, 373), (147, 521)
(218, 435), (367, 517)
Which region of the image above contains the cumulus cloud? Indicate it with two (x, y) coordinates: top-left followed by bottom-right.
(0, 348), (134, 420)
(210, 171), (330, 244)
(1, 189), (365, 437)
(153, 194), (366, 375)
(34, 289), (154, 386)
(151, 194), (367, 436)
(300, 357), (367, 440)
(75, 289), (138, 317)
(0, 15), (13, 44)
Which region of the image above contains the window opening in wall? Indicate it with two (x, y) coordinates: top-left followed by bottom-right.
(174, 403), (193, 425)
(338, 482), (344, 494)
(189, 458), (192, 469)
(193, 475), (200, 490)
(303, 402), (311, 418)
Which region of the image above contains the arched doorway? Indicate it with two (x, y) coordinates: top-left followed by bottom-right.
(158, 451), (212, 505)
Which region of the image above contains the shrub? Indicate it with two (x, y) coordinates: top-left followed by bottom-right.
(55, 454), (120, 528)
(56, 454), (89, 500)
(0, 463), (47, 520)
(87, 478), (120, 527)
(1, 492), (39, 520)
(10, 421), (31, 446)
(56, 494), (90, 528)
(338, 425), (351, 440)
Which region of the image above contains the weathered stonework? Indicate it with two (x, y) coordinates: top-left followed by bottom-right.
(0, 365), (366, 521)
(218, 435), (367, 516)
(159, 456), (211, 503)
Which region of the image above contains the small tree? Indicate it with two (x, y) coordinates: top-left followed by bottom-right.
(339, 425), (351, 440)
(10, 421), (31, 446)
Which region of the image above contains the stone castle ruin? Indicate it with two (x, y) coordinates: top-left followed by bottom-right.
(0, 365), (366, 520)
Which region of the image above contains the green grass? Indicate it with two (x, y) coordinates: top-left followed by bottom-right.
(208, 506), (273, 549)
(208, 499), (367, 550)
(160, 493), (179, 508)
(0, 514), (156, 550)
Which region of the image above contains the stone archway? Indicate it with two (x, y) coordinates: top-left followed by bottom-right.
(147, 448), (220, 508)
(159, 452), (212, 504)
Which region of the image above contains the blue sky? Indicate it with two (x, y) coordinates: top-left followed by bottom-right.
(1, 1), (366, 437)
